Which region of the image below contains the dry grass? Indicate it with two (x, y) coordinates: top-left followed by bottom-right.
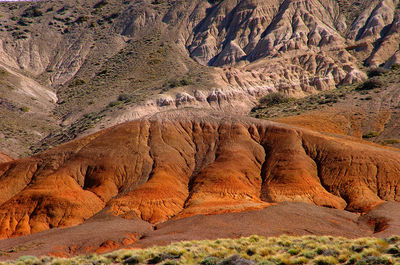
(3, 235), (400, 265)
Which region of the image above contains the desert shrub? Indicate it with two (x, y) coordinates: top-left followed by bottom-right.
(288, 248), (301, 255)
(108, 101), (120, 108)
(387, 247), (400, 255)
(259, 92), (289, 107)
(351, 245), (366, 253)
(322, 249), (340, 257)
(74, 16), (89, 24)
(246, 248), (256, 256)
(118, 93), (131, 102)
(356, 78), (383, 91)
(22, 6), (43, 18)
(69, 79), (86, 87)
(292, 257), (308, 264)
(354, 256), (393, 265)
(201, 257), (220, 265)
(147, 255), (163, 264)
(302, 250), (316, 259)
(166, 79), (190, 88)
(391, 64), (400, 70)
(219, 255), (255, 265)
(122, 256), (140, 264)
(20, 106), (30, 112)
(367, 67), (388, 78)
(17, 18), (32, 26)
(94, 0), (108, 8)
(387, 236), (400, 244)
(314, 256), (338, 265)
(257, 261), (274, 265)
(362, 131), (380, 139)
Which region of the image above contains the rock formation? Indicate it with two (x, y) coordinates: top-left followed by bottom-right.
(0, 110), (399, 239)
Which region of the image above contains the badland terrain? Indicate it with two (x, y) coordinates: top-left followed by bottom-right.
(0, 0), (400, 261)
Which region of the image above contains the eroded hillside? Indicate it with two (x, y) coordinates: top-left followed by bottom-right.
(0, 110), (399, 240)
(1, 0), (400, 156)
(251, 66), (400, 148)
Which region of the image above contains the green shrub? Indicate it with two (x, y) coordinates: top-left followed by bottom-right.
(200, 257), (220, 265)
(362, 131), (380, 139)
(68, 79), (86, 87)
(108, 101), (120, 108)
(94, 0), (108, 8)
(123, 256), (140, 264)
(257, 261), (274, 265)
(22, 6), (43, 18)
(354, 256), (393, 265)
(356, 78), (383, 91)
(21, 106), (30, 112)
(367, 67), (388, 78)
(288, 248), (301, 255)
(391, 64), (400, 70)
(118, 93), (131, 102)
(259, 92), (289, 107)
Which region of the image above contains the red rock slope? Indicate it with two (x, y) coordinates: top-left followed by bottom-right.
(0, 152), (12, 164)
(0, 110), (399, 239)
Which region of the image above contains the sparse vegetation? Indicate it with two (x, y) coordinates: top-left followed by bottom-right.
(367, 67), (388, 78)
(362, 131), (380, 139)
(3, 235), (400, 265)
(380, 139), (400, 146)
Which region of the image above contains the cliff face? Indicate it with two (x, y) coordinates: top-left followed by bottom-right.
(0, 110), (399, 238)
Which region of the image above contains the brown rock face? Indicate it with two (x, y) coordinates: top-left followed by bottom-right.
(0, 152), (12, 164)
(0, 110), (399, 239)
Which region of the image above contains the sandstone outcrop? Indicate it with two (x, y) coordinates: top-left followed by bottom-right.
(0, 110), (399, 238)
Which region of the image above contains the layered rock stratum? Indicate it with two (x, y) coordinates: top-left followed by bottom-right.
(0, 110), (399, 240)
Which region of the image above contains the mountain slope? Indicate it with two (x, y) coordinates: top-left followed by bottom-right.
(251, 67), (400, 148)
(0, 110), (399, 239)
(1, 0), (400, 155)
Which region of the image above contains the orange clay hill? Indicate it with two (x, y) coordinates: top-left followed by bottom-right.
(0, 109), (399, 242)
(0, 152), (12, 163)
